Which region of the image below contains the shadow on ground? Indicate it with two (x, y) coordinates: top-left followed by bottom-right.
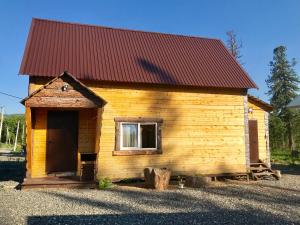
(27, 210), (293, 225)
(0, 151), (25, 182)
(272, 163), (300, 175)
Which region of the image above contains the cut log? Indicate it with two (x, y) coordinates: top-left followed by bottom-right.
(144, 167), (154, 188)
(185, 175), (211, 188)
(144, 167), (171, 191)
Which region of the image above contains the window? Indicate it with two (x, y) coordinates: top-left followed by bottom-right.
(114, 118), (163, 155)
(122, 123), (138, 148)
(121, 122), (157, 150)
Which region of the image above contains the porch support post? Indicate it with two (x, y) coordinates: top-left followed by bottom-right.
(25, 107), (32, 178)
(94, 107), (104, 180)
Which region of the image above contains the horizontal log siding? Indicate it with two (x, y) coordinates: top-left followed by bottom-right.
(29, 79), (248, 179)
(88, 83), (247, 179)
(78, 109), (97, 153)
(248, 101), (268, 163)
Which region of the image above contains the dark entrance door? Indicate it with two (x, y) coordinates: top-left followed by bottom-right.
(46, 111), (78, 174)
(249, 120), (259, 163)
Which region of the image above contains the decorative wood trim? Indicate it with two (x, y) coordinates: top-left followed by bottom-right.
(112, 150), (162, 156)
(25, 97), (100, 108)
(114, 117), (163, 123)
(244, 95), (250, 170)
(115, 122), (121, 151)
(264, 112), (271, 167)
(21, 72), (106, 107)
(157, 122), (162, 151)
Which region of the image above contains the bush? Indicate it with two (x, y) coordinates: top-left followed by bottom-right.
(98, 177), (114, 189)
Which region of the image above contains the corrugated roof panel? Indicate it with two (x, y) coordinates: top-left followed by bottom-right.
(19, 18), (258, 89)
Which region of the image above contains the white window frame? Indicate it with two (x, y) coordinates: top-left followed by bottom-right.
(120, 122), (157, 150)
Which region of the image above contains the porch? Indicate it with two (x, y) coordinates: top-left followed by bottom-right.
(21, 176), (96, 189)
(22, 72), (105, 181)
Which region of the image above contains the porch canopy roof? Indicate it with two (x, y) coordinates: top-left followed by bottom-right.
(248, 95), (273, 112)
(21, 71), (106, 108)
(287, 95), (300, 109)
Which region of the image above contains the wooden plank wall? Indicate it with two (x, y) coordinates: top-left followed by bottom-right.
(87, 83), (248, 179)
(248, 101), (268, 163)
(29, 78), (248, 179)
(78, 109), (97, 153)
(31, 108), (47, 177)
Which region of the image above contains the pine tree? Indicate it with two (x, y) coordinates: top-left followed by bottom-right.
(266, 46), (300, 150)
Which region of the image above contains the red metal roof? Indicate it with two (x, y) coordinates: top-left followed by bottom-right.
(19, 18), (257, 89)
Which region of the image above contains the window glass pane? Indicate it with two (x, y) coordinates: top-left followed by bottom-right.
(141, 124), (156, 148)
(122, 124), (138, 148)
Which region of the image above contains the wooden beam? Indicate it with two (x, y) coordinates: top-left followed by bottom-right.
(25, 97), (99, 108)
(114, 117), (163, 123)
(112, 150), (162, 156)
(25, 107), (32, 178)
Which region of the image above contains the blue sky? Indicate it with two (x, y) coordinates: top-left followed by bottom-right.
(0, 0), (300, 114)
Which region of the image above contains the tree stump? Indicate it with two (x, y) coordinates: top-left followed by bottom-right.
(144, 167), (171, 191)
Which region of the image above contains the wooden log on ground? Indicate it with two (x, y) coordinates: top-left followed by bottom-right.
(185, 175), (211, 188)
(144, 167), (171, 191)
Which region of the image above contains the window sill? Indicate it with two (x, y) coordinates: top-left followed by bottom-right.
(112, 150), (162, 156)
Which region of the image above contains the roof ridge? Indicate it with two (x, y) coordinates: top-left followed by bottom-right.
(32, 17), (222, 42)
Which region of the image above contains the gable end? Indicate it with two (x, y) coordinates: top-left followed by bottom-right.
(21, 72), (106, 108)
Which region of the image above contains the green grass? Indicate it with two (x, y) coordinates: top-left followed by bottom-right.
(0, 142), (13, 149)
(271, 148), (300, 165)
(98, 177), (114, 189)
(0, 142), (23, 151)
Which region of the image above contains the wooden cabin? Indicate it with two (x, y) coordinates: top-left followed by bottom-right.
(19, 19), (272, 182)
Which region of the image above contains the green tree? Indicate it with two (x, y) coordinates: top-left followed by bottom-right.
(266, 46), (300, 150)
(1, 114), (25, 145)
(269, 115), (286, 149)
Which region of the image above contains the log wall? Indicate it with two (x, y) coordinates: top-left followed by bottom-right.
(87, 82), (248, 179)
(29, 78), (251, 179)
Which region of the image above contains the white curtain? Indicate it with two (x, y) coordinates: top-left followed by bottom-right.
(122, 124), (138, 147)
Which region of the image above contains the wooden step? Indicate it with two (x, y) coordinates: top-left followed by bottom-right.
(252, 172), (275, 176)
(250, 167), (271, 171)
(249, 160), (280, 180)
(21, 177), (97, 189)
(250, 162), (267, 166)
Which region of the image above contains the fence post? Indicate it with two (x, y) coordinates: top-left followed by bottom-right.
(0, 107), (4, 142)
(13, 120), (20, 151)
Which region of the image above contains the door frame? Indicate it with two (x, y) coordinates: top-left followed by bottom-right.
(46, 110), (79, 175)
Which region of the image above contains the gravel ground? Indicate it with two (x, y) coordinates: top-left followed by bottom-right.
(0, 175), (299, 225)
(0, 149), (299, 225)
